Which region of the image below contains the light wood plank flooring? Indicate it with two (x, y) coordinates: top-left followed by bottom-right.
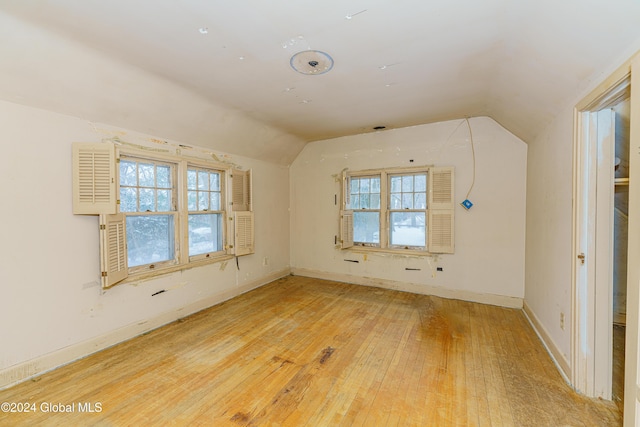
(0, 276), (620, 426)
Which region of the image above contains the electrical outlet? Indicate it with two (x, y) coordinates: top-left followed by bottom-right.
(560, 312), (565, 330)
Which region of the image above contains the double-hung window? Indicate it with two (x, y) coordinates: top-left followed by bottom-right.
(120, 157), (178, 271)
(388, 172), (427, 249)
(187, 167), (224, 259)
(72, 142), (254, 289)
(350, 175), (381, 246)
(341, 166), (454, 254)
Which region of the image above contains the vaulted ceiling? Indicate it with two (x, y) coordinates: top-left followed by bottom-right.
(2, 1), (640, 164)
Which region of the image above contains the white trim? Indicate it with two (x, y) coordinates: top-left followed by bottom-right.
(291, 268), (523, 309)
(0, 269), (290, 391)
(572, 63), (632, 399)
(523, 301), (571, 383)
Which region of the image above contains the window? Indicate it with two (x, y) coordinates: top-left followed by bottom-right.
(350, 175), (381, 245)
(389, 172), (427, 249)
(187, 167), (224, 259)
(340, 166), (454, 254)
(72, 142), (254, 288)
(120, 157), (178, 270)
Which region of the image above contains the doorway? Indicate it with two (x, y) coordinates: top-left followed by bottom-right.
(572, 74), (629, 401)
(612, 98), (630, 410)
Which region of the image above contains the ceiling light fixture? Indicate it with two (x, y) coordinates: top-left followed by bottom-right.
(290, 50), (334, 75)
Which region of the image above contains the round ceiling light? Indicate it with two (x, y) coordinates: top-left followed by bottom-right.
(290, 50), (334, 75)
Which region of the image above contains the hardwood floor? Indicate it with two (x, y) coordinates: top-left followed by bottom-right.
(612, 324), (625, 414)
(0, 276), (620, 426)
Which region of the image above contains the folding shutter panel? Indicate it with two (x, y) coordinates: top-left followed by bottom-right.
(429, 167), (454, 209)
(72, 142), (117, 215)
(232, 169), (252, 212)
(234, 211), (255, 256)
(428, 210), (454, 253)
(100, 213), (128, 288)
(342, 170), (351, 209)
(428, 167), (454, 253)
(340, 210), (354, 249)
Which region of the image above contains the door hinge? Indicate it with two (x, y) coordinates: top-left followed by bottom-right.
(101, 271), (108, 277)
(577, 253), (585, 265)
(100, 224), (106, 230)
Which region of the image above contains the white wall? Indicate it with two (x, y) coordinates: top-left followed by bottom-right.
(0, 100), (290, 387)
(523, 47), (640, 372)
(524, 112), (574, 364)
(290, 117), (527, 305)
(0, 10), (306, 166)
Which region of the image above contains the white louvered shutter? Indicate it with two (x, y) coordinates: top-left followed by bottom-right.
(72, 142), (117, 215)
(232, 169), (252, 212)
(340, 210), (354, 249)
(339, 171), (354, 249)
(342, 170), (351, 210)
(428, 167), (455, 253)
(234, 211), (255, 256)
(100, 213), (128, 288)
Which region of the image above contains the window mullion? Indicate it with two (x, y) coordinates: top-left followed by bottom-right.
(178, 160), (189, 265)
(380, 171), (389, 249)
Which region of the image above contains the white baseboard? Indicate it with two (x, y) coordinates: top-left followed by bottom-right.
(291, 268), (523, 309)
(0, 269), (290, 391)
(522, 301), (571, 382)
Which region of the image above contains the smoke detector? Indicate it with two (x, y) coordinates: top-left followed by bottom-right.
(290, 50), (334, 75)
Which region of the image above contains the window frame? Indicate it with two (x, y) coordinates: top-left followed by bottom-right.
(117, 151), (232, 277)
(72, 142), (254, 288)
(387, 171), (428, 251)
(119, 155), (180, 274)
(185, 163), (226, 262)
(349, 174), (382, 247)
(341, 165), (454, 255)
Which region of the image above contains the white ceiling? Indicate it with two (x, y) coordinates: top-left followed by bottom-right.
(2, 0), (640, 162)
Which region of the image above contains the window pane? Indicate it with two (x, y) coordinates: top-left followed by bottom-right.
(187, 170), (197, 190)
(415, 192), (427, 209)
(157, 166), (171, 188)
(402, 175), (413, 192)
(126, 215), (175, 267)
(120, 160), (137, 186)
(198, 191), (208, 211)
(120, 187), (137, 212)
(390, 194), (401, 209)
(138, 163), (155, 187)
(354, 212), (380, 244)
(351, 179), (359, 194)
(360, 178), (370, 193)
(210, 173), (220, 191)
(402, 193), (413, 209)
(188, 191), (197, 211)
(371, 194), (380, 209)
(210, 192), (220, 211)
(415, 174), (427, 192)
(198, 171), (209, 190)
(188, 213), (223, 256)
(139, 188), (155, 212)
(360, 194), (370, 209)
(390, 176), (402, 193)
(157, 190), (171, 211)
(390, 212), (426, 247)
(371, 177), (381, 193)
(351, 195), (360, 210)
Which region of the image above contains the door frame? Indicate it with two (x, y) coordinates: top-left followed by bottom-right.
(571, 53), (639, 426)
